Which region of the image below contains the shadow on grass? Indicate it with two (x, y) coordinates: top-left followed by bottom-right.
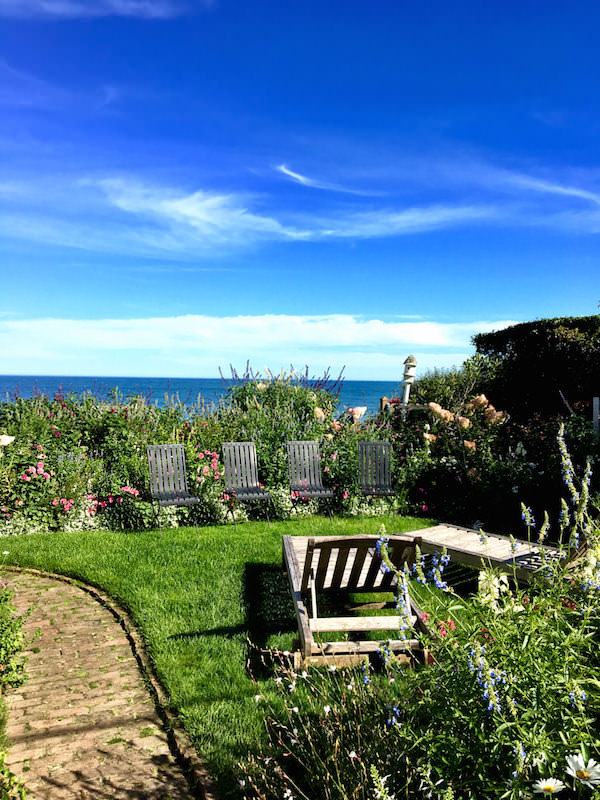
(243, 562), (297, 676)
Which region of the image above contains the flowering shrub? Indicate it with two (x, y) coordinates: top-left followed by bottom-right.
(0, 367), (597, 535)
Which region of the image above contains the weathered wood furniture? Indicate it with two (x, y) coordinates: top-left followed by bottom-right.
(358, 441), (395, 497)
(286, 440), (334, 518)
(282, 534), (428, 667)
(222, 442), (271, 528)
(410, 523), (565, 582)
(146, 444), (199, 529)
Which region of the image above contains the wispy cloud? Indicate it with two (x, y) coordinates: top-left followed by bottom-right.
(314, 205), (498, 238)
(0, 314), (517, 378)
(505, 173), (600, 206)
(98, 178), (310, 245)
(276, 164), (384, 197)
(0, 0), (194, 19)
(0, 173), (498, 256)
(0, 61), (70, 109)
(3, 149), (600, 260)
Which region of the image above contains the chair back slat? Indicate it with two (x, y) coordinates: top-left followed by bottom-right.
(286, 441), (325, 490)
(223, 442), (261, 492)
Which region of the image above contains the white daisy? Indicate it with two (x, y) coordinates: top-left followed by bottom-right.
(566, 754), (600, 787)
(533, 777), (566, 795)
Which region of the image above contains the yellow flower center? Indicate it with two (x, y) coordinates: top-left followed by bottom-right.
(576, 769), (591, 780)
(542, 784), (556, 793)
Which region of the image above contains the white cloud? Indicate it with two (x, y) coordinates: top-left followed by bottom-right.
(0, 314), (517, 379)
(314, 205), (498, 238)
(0, 0), (191, 18)
(6, 155), (600, 260)
(0, 61), (70, 109)
(276, 164), (384, 197)
(505, 173), (600, 207)
(98, 178), (310, 244)
(97, 178), (496, 247)
(0, 174), (499, 256)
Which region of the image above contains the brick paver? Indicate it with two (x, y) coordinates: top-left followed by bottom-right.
(3, 572), (197, 799)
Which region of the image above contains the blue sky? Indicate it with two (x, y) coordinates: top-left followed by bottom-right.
(1, 0), (599, 379)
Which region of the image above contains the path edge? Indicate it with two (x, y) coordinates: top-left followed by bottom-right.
(4, 566), (220, 800)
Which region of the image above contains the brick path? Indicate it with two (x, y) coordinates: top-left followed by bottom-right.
(3, 571), (200, 799)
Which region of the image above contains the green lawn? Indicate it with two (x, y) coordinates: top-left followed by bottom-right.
(1, 514), (435, 797)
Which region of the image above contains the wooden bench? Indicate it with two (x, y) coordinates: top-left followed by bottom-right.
(282, 534), (428, 667)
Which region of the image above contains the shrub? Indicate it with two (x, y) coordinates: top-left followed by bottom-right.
(473, 314), (600, 420)
(0, 576), (29, 800)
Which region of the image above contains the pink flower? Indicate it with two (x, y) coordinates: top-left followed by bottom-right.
(117, 497), (123, 503)
(202, 465), (209, 476)
(422, 504), (429, 512)
(21, 474), (31, 482)
(43, 472), (50, 480)
(108, 495), (114, 504)
(214, 471), (220, 480)
(343, 490), (349, 499)
(52, 499), (59, 506)
(198, 452), (204, 459)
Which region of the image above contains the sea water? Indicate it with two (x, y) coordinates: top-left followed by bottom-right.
(0, 375), (403, 417)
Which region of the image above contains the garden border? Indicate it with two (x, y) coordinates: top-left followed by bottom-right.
(4, 565), (219, 800)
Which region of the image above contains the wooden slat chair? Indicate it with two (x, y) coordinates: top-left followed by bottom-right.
(286, 440), (334, 519)
(358, 441), (395, 497)
(222, 442), (271, 529)
(282, 534), (428, 667)
(146, 444), (199, 529)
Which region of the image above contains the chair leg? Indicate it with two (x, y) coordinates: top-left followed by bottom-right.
(152, 502), (163, 538)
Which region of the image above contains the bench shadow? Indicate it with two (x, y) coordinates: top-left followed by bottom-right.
(243, 562), (297, 676)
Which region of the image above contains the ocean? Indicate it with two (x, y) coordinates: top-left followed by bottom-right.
(0, 375), (403, 417)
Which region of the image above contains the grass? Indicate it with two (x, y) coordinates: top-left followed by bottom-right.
(0, 513), (435, 797)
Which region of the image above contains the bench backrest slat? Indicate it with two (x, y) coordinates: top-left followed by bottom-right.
(301, 536), (417, 595)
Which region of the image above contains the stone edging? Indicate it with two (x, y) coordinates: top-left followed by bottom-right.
(5, 566), (220, 800)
